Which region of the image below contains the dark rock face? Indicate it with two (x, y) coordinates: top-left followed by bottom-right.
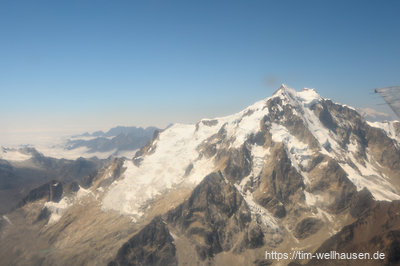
(366, 126), (400, 170)
(393, 122), (400, 136)
(257, 197), (286, 218)
(349, 188), (375, 218)
(36, 207), (51, 222)
(0, 160), (14, 190)
(312, 102), (337, 132)
(318, 100), (365, 148)
(108, 216), (177, 266)
(247, 226), (265, 248)
(329, 174), (358, 214)
(68, 181), (80, 193)
(184, 163), (193, 177)
(197, 126), (227, 159)
(166, 172), (255, 260)
(110, 172), (268, 265)
(4, 88), (400, 266)
(0, 151), (104, 214)
(318, 99), (400, 186)
(133, 130), (161, 166)
(202, 119), (218, 127)
(308, 158), (348, 193)
(90, 158), (125, 188)
(262, 145), (305, 204)
(265, 97), (319, 150)
(17, 180), (63, 207)
(223, 146), (252, 183)
(306, 201), (400, 265)
(0, 216), (5, 231)
(253, 144), (305, 219)
(294, 217), (323, 239)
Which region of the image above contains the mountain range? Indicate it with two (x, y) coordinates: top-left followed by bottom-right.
(0, 147), (105, 214)
(65, 126), (159, 156)
(0, 126), (158, 214)
(1, 85), (399, 265)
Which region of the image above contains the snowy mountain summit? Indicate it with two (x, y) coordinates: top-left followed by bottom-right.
(2, 84), (400, 266)
(103, 84), (400, 218)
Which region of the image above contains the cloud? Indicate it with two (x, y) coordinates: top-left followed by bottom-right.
(357, 107), (392, 122)
(265, 75), (278, 87)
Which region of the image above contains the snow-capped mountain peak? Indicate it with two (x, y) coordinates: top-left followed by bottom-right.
(100, 85), (400, 222)
(3, 85), (400, 265)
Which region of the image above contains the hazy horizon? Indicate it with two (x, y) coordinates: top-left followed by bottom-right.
(1, 1), (399, 146)
(1, 84), (397, 148)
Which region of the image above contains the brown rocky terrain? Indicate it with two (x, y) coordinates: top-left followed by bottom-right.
(1, 85), (399, 265)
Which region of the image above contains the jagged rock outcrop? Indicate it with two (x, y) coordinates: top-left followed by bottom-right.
(17, 180), (64, 207)
(294, 217), (323, 239)
(166, 172), (254, 260)
(305, 201), (400, 265)
(109, 217), (177, 266)
(0, 149), (105, 214)
(2, 85), (400, 266)
(110, 171), (280, 265)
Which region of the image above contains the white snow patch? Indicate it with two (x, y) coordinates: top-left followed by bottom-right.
(271, 84), (341, 157)
(98, 84), (400, 221)
(235, 179), (279, 230)
(368, 121), (400, 144)
(170, 232), (178, 241)
(333, 102), (356, 111)
(269, 123), (312, 183)
(45, 198), (73, 224)
(347, 141), (358, 154)
(301, 104), (340, 156)
(251, 145), (270, 179)
(316, 208), (334, 223)
(44, 186), (93, 224)
(2, 215), (13, 226)
(319, 161), (328, 168)
(297, 88), (321, 107)
(218, 99), (269, 149)
(243, 192), (279, 229)
(269, 85), (400, 203)
(102, 123), (217, 218)
(350, 154), (377, 177)
(339, 162), (400, 201)
(304, 191), (323, 206)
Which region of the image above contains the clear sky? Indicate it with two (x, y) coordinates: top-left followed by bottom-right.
(1, 0), (400, 144)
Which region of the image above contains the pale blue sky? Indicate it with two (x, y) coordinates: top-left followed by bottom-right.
(1, 0), (400, 143)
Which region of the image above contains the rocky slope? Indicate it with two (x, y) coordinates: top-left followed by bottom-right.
(0, 147), (104, 214)
(1, 85), (400, 265)
(302, 200), (400, 265)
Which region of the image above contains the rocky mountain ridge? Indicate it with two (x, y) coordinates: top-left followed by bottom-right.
(0, 147), (104, 214)
(1, 85), (400, 265)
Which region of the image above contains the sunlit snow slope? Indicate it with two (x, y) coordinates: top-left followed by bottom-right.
(101, 84), (400, 220)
